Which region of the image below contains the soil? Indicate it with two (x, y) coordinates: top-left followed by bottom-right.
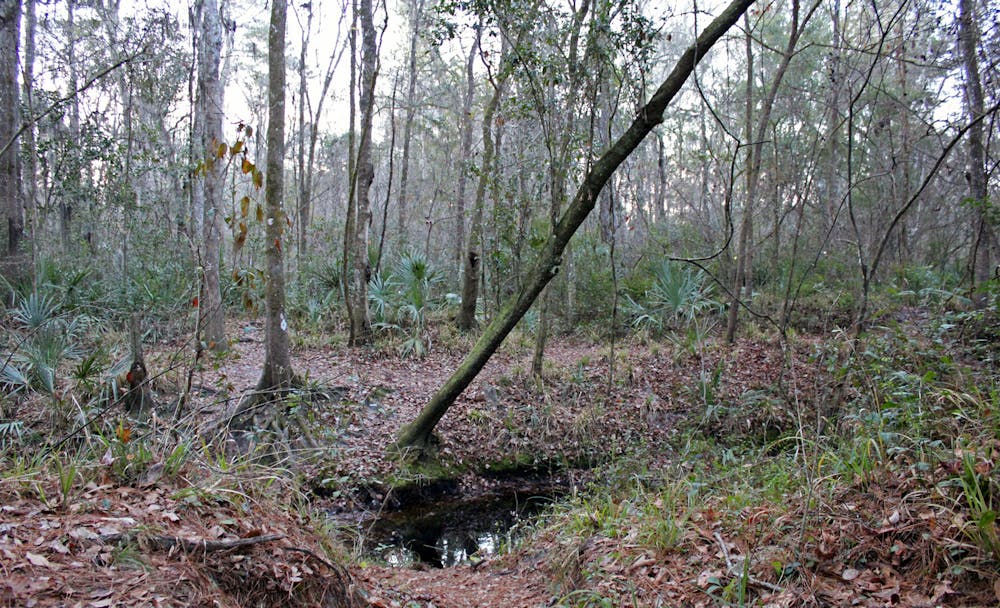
(2, 323), (998, 607)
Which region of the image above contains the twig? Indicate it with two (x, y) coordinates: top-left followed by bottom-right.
(100, 532), (284, 553)
(713, 531), (784, 594)
(282, 546), (338, 571)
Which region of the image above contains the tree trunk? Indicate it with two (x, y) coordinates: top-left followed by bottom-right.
(396, 0), (424, 248)
(343, 0), (357, 325)
(198, 0), (227, 353)
(62, 0), (78, 253)
(532, 0), (590, 377)
(396, 0), (756, 452)
(959, 0), (996, 306)
(0, 0), (20, 261)
(458, 34), (507, 332)
(295, 1), (311, 263)
(21, 0), (35, 269)
(257, 0), (293, 391)
(726, 0), (813, 343)
(346, 0), (377, 345)
(453, 28), (477, 272)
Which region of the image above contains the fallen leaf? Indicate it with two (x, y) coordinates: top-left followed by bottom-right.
(841, 567), (860, 581)
(48, 539), (70, 554)
(69, 527), (99, 541)
(26, 551), (59, 569)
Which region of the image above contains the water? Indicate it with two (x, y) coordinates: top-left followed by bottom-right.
(364, 490), (556, 568)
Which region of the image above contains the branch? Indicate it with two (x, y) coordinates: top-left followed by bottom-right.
(100, 532), (284, 553)
(1, 46), (148, 159)
(869, 99), (1000, 281)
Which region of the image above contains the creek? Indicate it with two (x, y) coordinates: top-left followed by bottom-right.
(363, 486), (561, 568)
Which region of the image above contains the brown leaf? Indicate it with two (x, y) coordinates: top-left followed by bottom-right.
(26, 551), (59, 569)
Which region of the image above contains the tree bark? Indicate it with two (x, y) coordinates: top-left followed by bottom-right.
(458, 32), (508, 332)
(21, 0), (35, 267)
(257, 0), (293, 391)
(0, 0), (20, 260)
(397, 0), (757, 452)
(959, 0), (996, 306)
(198, 0), (227, 353)
(294, 1), (311, 263)
(396, 0), (424, 249)
(62, 0), (78, 253)
(453, 27), (477, 272)
(346, 0), (377, 345)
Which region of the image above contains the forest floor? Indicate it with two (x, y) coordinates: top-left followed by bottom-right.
(2, 316), (999, 606)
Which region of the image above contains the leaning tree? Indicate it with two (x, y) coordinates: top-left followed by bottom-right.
(396, 0), (758, 453)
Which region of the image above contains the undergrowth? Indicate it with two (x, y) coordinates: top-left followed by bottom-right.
(529, 319), (999, 607)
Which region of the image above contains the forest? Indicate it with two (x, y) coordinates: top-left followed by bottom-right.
(0, 0), (999, 605)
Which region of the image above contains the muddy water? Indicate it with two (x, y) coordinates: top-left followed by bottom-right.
(364, 489), (559, 568)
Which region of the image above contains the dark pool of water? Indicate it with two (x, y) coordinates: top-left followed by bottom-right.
(364, 490), (557, 568)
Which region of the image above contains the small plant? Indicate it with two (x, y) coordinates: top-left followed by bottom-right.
(626, 260), (719, 334)
(957, 451), (999, 559)
(0, 420), (24, 447)
(53, 457), (79, 508)
(98, 421), (155, 483)
(164, 439), (193, 478)
(368, 252), (443, 357)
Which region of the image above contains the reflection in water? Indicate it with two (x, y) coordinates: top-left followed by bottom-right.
(367, 492), (556, 568)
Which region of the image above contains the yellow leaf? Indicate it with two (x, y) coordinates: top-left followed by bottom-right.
(255, 204), (264, 223)
(231, 140), (244, 155)
(217, 142), (227, 158)
(245, 125), (253, 138)
(252, 168), (264, 189)
(240, 196), (250, 218)
(241, 157), (253, 174)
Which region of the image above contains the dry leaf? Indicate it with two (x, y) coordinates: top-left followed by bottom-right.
(841, 568), (860, 581)
(25, 551), (58, 569)
(48, 539), (70, 554)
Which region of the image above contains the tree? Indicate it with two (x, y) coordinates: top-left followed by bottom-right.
(530, 0), (590, 377)
(344, 0), (377, 345)
(396, 0), (757, 453)
(21, 0), (35, 267)
(295, 1), (347, 260)
(725, 0), (818, 344)
(457, 31), (510, 332)
(256, 0), (293, 391)
(959, 0), (997, 306)
(452, 25), (477, 272)
(0, 0), (21, 262)
(396, 0), (425, 248)
(196, 0), (227, 353)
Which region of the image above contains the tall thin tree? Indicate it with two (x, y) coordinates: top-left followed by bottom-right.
(257, 0), (294, 391)
(197, 0), (227, 352)
(345, 0), (377, 345)
(0, 0), (20, 261)
(959, 0), (997, 306)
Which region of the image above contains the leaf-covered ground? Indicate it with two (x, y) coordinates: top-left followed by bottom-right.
(2, 321), (998, 607)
